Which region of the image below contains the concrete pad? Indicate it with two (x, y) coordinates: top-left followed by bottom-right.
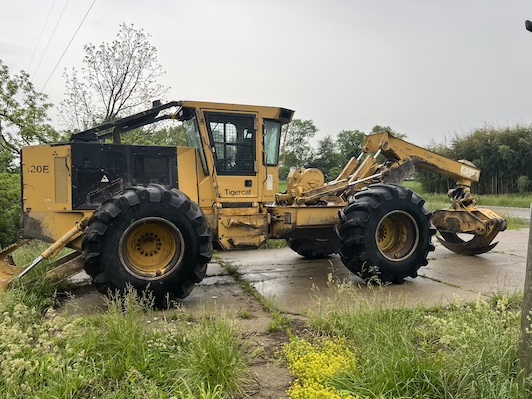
(422, 229), (528, 295)
(60, 229), (530, 318)
(216, 229), (530, 314)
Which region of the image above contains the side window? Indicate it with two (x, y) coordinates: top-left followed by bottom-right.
(264, 120), (281, 166)
(183, 116), (209, 175)
(205, 112), (256, 176)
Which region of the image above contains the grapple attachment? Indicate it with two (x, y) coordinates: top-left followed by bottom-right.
(432, 207), (507, 255)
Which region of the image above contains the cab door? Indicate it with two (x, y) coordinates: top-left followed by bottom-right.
(204, 111), (260, 201)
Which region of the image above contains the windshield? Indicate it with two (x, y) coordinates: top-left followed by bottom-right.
(183, 116), (208, 174)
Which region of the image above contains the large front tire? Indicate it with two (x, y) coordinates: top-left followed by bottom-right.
(82, 184), (212, 303)
(336, 184), (435, 283)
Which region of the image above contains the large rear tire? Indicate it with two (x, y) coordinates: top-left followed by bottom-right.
(82, 184), (212, 304)
(336, 184), (435, 283)
(287, 238), (338, 259)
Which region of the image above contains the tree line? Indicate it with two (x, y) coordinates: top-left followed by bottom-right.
(416, 126), (532, 195)
(280, 120), (401, 180)
(282, 120), (532, 197)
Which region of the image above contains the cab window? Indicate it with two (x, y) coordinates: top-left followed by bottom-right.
(205, 112), (256, 176)
(182, 116), (208, 174)
(264, 120), (281, 166)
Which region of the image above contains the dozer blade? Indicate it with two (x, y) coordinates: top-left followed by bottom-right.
(0, 240), (31, 290)
(0, 218), (88, 290)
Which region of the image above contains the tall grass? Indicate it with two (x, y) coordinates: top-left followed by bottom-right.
(0, 286), (251, 398)
(304, 282), (532, 399)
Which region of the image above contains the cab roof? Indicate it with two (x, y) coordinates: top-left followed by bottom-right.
(71, 100), (294, 142)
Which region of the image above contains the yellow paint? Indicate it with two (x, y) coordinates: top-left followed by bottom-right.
(22, 145), (72, 212)
(121, 219), (181, 278)
(177, 147), (199, 203)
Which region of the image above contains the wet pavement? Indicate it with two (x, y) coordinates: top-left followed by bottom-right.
(209, 228), (529, 314)
(64, 229), (530, 317)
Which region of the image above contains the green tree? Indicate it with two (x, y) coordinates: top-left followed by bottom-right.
(280, 119), (317, 178)
(336, 129), (365, 163)
(0, 59), (57, 161)
(415, 141), (454, 193)
(417, 125), (532, 194)
(59, 23), (168, 131)
(121, 125), (186, 146)
(371, 125), (407, 140)
(307, 135), (342, 179)
(0, 147), (14, 172)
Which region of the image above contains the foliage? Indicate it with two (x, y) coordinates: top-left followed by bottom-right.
(260, 239), (288, 249)
(0, 172), (21, 248)
(0, 287), (249, 398)
(370, 124), (407, 139)
(417, 125), (532, 194)
(284, 336), (357, 399)
(517, 175), (529, 194)
(307, 135), (343, 180)
(0, 59), (58, 160)
(59, 23), (168, 132)
(279, 122), (404, 181)
(306, 281), (531, 399)
(121, 124), (187, 146)
(336, 130), (365, 163)
(0, 147), (14, 172)
(280, 119), (318, 178)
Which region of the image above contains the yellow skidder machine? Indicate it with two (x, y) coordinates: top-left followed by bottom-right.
(0, 100), (507, 303)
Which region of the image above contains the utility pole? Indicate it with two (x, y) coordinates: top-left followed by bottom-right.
(519, 20), (532, 374)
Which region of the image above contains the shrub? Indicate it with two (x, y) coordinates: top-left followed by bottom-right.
(517, 175), (529, 193)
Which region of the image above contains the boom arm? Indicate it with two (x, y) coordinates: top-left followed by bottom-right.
(363, 131), (480, 187)
(275, 130), (505, 256)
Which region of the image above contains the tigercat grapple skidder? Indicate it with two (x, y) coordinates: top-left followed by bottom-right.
(0, 100), (507, 303)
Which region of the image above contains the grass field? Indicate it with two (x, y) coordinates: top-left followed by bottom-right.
(403, 181), (532, 208)
(288, 283), (532, 399)
(0, 286), (249, 398)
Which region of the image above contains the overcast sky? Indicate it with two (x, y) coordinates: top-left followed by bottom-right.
(1, 0), (532, 146)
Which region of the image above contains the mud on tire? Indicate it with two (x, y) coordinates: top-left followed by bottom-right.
(82, 184), (212, 303)
(336, 183), (435, 284)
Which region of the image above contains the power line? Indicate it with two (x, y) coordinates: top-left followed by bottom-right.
(41, 0), (97, 93)
(27, 0), (57, 73)
(32, 0), (70, 80)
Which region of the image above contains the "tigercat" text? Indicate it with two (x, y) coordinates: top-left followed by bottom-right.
(225, 189), (252, 196)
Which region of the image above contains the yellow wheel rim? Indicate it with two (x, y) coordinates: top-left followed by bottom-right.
(376, 211), (419, 262)
(119, 217), (184, 280)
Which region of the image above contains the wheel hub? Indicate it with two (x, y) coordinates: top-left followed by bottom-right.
(376, 211), (419, 262)
(119, 217), (184, 280)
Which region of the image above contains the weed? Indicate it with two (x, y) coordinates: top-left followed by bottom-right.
(260, 239), (288, 249)
(284, 335), (358, 399)
(267, 313), (292, 333)
(302, 279), (532, 399)
(220, 258), (293, 333)
(0, 286), (250, 398)
(237, 309), (254, 319)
